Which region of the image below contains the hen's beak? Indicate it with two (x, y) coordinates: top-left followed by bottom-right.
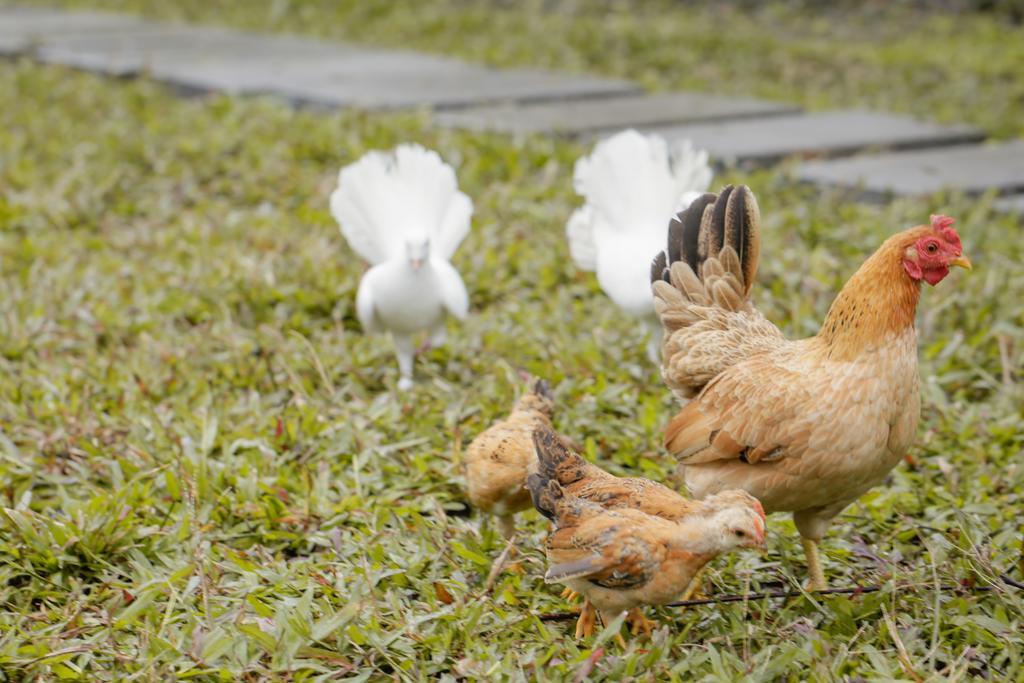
(949, 255), (972, 270)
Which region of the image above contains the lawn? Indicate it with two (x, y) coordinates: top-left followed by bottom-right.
(1, 1), (1023, 680)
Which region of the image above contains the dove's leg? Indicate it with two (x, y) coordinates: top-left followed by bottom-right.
(429, 321), (447, 349)
(644, 317), (663, 363)
(393, 335), (415, 390)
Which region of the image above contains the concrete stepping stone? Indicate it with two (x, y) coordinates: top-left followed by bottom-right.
(642, 110), (984, 166)
(32, 26), (380, 80)
(4, 8), (637, 108)
(797, 140), (1024, 198)
(431, 91), (800, 136)
(0, 7), (152, 55)
(994, 194), (1024, 215)
(279, 67), (640, 111)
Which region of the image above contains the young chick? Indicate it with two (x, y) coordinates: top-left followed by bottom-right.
(464, 379), (555, 540)
(530, 423), (763, 618)
(531, 424), (764, 523)
(529, 478), (765, 641)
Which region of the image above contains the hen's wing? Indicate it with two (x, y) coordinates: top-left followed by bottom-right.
(330, 144), (472, 265)
(651, 185), (786, 399)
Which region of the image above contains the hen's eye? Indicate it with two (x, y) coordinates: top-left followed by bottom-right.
(733, 530), (746, 538)
(926, 242), (938, 254)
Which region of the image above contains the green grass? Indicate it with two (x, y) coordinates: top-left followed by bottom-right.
(1, 1), (1023, 680)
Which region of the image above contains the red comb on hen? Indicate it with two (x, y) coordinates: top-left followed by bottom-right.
(930, 214), (961, 249)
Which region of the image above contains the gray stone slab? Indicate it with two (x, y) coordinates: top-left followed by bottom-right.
(0, 8), (152, 55)
(431, 91), (800, 135)
(33, 25), (371, 77)
(797, 141), (1024, 198)
(994, 194), (1024, 215)
(9, 8), (637, 108)
(279, 67), (640, 111)
(642, 110), (984, 166)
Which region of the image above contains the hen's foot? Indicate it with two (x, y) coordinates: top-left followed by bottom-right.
(560, 587), (580, 602)
(397, 377), (414, 391)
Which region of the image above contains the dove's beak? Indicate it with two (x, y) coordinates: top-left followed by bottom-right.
(410, 258), (424, 271)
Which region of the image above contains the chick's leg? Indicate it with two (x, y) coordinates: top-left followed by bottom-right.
(801, 537), (827, 592)
(598, 611), (628, 649)
(393, 335), (415, 390)
(574, 600), (596, 640)
(679, 566), (707, 602)
(495, 515), (518, 559)
(496, 515), (516, 541)
(626, 608), (658, 636)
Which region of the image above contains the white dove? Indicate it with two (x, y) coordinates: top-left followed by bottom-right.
(330, 144), (473, 390)
(566, 129), (713, 362)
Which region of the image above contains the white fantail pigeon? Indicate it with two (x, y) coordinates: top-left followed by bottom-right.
(566, 130), (712, 362)
(330, 144), (472, 390)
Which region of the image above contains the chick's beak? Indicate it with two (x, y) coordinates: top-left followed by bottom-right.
(949, 254), (972, 270)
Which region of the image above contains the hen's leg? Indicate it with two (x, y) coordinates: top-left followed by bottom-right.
(626, 608), (658, 636)
(801, 538), (827, 592)
(574, 600), (596, 639)
(394, 335), (415, 390)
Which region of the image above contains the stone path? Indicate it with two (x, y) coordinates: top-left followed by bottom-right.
(797, 141), (1024, 200)
(1, 4), (1021, 205)
(642, 111), (984, 166)
(433, 92), (800, 136)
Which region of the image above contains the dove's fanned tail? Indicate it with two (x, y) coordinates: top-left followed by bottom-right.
(568, 130), (712, 249)
(330, 144), (473, 265)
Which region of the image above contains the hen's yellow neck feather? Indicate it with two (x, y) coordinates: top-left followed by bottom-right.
(817, 229), (927, 360)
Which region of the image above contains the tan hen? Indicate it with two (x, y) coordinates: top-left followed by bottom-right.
(650, 185), (971, 589)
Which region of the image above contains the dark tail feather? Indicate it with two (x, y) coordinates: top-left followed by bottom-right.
(528, 474), (564, 521)
(532, 378), (553, 401)
(652, 185), (760, 296)
(531, 425), (589, 488)
(652, 192), (717, 284)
